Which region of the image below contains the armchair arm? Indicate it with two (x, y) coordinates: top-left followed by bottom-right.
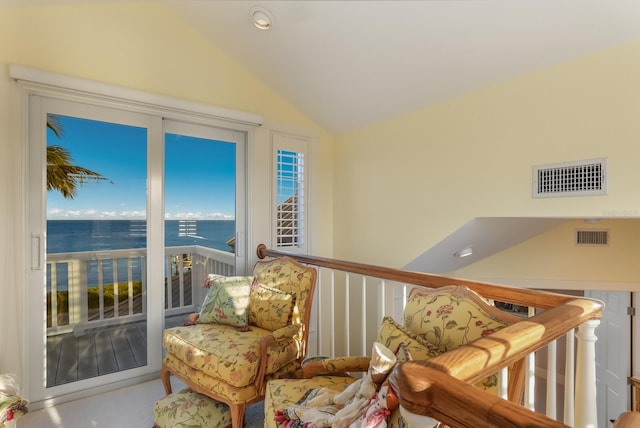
(185, 313), (199, 325)
(254, 324), (304, 395)
(301, 356), (372, 379)
(269, 324), (301, 342)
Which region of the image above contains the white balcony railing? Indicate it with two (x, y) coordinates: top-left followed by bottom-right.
(46, 245), (235, 335)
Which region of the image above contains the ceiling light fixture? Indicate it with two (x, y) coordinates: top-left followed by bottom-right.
(454, 246), (473, 258)
(251, 6), (274, 30)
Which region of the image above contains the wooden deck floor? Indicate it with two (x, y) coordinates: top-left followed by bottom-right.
(47, 321), (148, 387)
(46, 313), (188, 388)
(46, 273), (193, 387)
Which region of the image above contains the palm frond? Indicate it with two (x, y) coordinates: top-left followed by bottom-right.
(47, 145), (111, 199)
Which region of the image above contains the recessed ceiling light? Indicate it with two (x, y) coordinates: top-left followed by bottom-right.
(251, 6), (274, 30)
(454, 246), (473, 258)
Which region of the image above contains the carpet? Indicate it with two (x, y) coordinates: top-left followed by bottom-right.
(19, 378), (265, 427)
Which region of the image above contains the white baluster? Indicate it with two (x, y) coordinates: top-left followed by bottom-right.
(98, 259), (105, 320)
(524, 306), (536, 411)
(547, 340), (557, 419)
(575, 319), (600, 428)
(112, 258), (119, 318)
(330, 270), (337, 357)
(127, 258), (134, 316)
(50, 262), (58, 328)
(564, 328), (576, 426)
(78, 259), (88, 326)
(361, 276), (367, 355)
(345, 274), (350, 356)
(525, 352), (536, 410)
(499, 366), (508, 399)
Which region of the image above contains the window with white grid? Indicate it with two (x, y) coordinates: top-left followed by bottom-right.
(273, 133), (308, 252)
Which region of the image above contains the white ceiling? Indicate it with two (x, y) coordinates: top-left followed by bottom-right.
(167, 0), (640, 134)
(403, 218), (568, 274)
(3, 0), (640, 133)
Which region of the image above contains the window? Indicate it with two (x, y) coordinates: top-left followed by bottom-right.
(273, 133), (309, 252)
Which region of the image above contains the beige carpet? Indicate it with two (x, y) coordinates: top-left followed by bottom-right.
(19, 378), (265, 427)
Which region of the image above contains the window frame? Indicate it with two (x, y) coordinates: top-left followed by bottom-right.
(271, 132), (310, 254)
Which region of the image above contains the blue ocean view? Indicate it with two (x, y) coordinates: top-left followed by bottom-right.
(47, 219), (235, 253)
(47, 220), (235, 291)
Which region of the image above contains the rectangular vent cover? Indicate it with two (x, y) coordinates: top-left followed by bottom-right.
(576, 230), (609, 246)
(533, 158), (607, 198)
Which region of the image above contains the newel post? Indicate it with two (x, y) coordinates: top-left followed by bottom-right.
(575, 319), (600, 428)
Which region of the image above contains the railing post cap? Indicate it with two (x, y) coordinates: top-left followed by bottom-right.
(257, 244), (267, 259)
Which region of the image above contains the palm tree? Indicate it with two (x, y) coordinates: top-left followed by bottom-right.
(46, 114), (110, 199)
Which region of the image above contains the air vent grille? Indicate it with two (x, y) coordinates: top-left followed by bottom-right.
(576, 230), (609, 246)
(533, 158), (607, 198)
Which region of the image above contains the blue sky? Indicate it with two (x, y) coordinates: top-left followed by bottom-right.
(47, 115), (236, 220)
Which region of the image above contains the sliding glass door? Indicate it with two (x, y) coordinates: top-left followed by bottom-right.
(27, 97), (247, 403)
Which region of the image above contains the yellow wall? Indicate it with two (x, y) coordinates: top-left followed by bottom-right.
(333, 40), (640, 267)
(0, 3), (334, 378)
(454, 219), (640, 290)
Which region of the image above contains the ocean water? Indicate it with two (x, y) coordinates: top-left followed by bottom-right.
(47, 220), (235, 253)
(47, 220), (235, 290)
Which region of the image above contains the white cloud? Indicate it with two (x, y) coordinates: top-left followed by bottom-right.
(205, 212), (234, 220)
(48, 208), (147, 220)
(49, 208), (233, 220)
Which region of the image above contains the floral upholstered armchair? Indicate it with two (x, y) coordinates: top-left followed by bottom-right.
(161, 256), (317, 428)
(264, 285), (525, 428)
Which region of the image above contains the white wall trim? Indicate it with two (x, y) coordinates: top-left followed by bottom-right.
(9, 64), (263, 127)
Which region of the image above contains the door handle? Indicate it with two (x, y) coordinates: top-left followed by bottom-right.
(31, 234), (42, 270)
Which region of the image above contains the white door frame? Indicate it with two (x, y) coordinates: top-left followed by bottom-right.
(27, 95), (165, 405)
(17, 67), (258, 406)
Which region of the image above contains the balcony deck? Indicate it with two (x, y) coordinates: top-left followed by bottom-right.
(46, 271), (192, 387)
(46, 314), (187, 387)
(47, 320), (147, 387)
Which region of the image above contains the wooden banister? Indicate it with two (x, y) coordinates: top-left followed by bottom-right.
(257, 245), (604, 427)
(257, 244), (602, 312)
(390, 366), (567, 428)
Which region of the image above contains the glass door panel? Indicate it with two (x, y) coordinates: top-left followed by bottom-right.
(163, 121), (246, 327)
(45, 114), (148, 387)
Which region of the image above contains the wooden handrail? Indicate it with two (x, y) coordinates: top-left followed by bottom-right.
(257, 245), (604, 427)
(389, 366), (567, 428)
(257, 244), (603, 313)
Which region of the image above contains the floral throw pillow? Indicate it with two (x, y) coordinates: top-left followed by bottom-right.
(377, 316), (440, 362)
(197, 275), (252, 327)
(249, 282), (297, 331)
(402, 286), (510, 353)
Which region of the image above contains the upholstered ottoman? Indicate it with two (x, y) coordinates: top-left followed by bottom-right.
(153, 388), (231, 428)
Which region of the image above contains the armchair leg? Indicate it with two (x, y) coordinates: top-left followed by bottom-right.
(160, 364), (173, 395)
(229, 403), (246, 428)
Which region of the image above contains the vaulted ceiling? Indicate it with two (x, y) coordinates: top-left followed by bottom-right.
(163, 0), (640, 134)
(3, 1), (640, 134)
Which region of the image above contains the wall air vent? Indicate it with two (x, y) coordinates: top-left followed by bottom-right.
(533, 158), (607, 198)
(576, 230), (609, 246)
